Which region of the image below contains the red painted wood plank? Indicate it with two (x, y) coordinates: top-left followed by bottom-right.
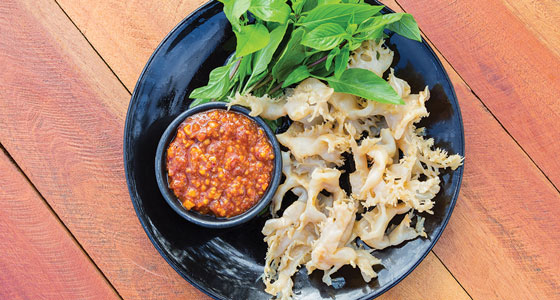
(0, 1), (205, 299)
(436, 68), (560, 300)
(55, 0), (208, 89)
(0, 0), (470, 299)
(396, 0), (560, 190)
(383, 1), (560, 299)
(0, 151), (119, 300)
(500, 0), (560, 59)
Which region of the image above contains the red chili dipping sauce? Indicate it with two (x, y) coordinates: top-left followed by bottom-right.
(166, 109), (274, 218)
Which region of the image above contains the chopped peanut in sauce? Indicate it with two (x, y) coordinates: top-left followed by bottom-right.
(167, 109), (274, 218)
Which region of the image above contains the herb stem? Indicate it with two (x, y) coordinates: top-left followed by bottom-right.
(269, 82), (283, 95)
(307, 41), (348, 68)
(250, 75), (272, 92)
(308, 55), (328, 67)
(230, 59), (242, 80)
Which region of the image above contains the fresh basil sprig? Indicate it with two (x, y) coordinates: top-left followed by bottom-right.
(297, 4), (383, 30)
(189, 0), (422, 106)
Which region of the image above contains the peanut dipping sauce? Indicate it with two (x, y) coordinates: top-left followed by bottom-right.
(166, 109), (275, 218)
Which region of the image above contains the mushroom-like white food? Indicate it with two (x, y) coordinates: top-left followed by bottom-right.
(232, 39), (463, 300)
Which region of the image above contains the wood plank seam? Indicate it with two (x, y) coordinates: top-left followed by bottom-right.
(0, 0), (202, 298)
(467, 87), (560, 194)
(431, 250), (473, 300)
(392, 0), (560, 196)
(52, 0), (132, 95)
(0, 143), (124, 300)
(21, 1), (474, 298)
(387, 1), (560, 298)
(52, 0), (560, 199)
(15, 0), (552, 298)
(375, 5), (471, 299)
(43, 0), (485, 297)
(49, 0), (480, 299)
(393, 0), (560, 194)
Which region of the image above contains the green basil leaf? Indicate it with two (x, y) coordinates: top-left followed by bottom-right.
(358, 14), (401, 31)
(291, 0), (306, 15)
(231, 0), (251, 19)
(235, 23), (270, 57)
(334, 43), (350, 78)
(264, 118), (281, 132)
(219, 0), (251, 31)
(309, 64), (331, 78)
(249, 0), (291, 23)
(386, 13), (421, 41)
(356, 13), (402, 41)
(235, 54), (255, 93)
(189, 98), (212, 108)
(325, 47), (340, 71)
(291, 0), (317, 15)
(322, 68), (403, 104)
(302, 0), (318, 13)
(237, 54), (253, 79)
(232, 0), (251, 19)
(304, 50), (325, 65)
(346, 23), (358, 34)
(304, 49), (323, 58)
(318, 0), (340, 4)
(348, 39), (362, 50)
(272, 28), (307, 82)
(245, 71), (268, 93)
(298, 4), (383, 31)
(247, 23), (288, 87)
(189, 64), (233, 99)
(282, 65), (311, 87)
(301, 23), (348, 51)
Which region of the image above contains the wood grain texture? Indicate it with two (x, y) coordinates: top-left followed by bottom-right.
(0, 151), (118, 300)
(396, 0), (560, 191)
(378, 253), (471, 300)
(436, 59), (560, 300)
(0, 0), (470, 299)
(0, 0), (205, 299)
(55, 0), (208, 90)
(0, 0), (473, 299)
(384, 1), (560, 298)
(502, 0), (560, 59)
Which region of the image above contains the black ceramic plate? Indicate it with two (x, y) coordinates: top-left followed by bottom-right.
(123, 1), (465, 299)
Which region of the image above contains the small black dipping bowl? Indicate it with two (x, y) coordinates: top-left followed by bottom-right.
(154, 102), (283, 228)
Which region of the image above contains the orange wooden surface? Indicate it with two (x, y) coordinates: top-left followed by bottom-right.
(385, 2), (560, 299)
(0, 150), (118, 300)
(55, 0), (208, 90)
(0, 0), (204, 299)
(1, 0), (560, 299)
(0, 0), (468, 299)
(433, 55), (560, 300)
(396, 0), (560, 191)
(501, 0), (560, 59)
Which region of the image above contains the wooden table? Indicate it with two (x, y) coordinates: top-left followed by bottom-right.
(1, 0), (559, 299)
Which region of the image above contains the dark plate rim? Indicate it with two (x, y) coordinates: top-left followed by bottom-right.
(123, 1), (466, 299)
(123, 2), (227, 299)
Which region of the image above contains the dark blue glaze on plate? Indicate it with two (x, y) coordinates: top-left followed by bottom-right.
(123, 1), (465, 299)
